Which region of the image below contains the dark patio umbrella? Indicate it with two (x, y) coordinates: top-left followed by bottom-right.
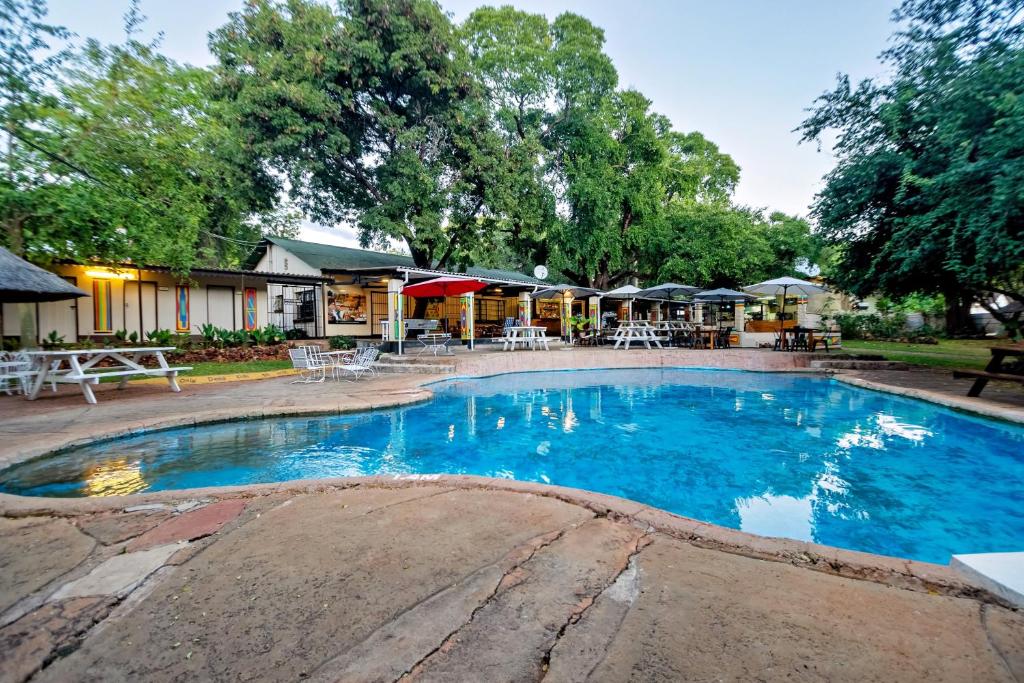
(0, 247), (86, 303)
(693, 288), (757, 303)
(694, 288), (756, 326)
(636, 283), (701, 300)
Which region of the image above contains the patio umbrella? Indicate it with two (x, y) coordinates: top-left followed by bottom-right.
(530, 284), (602, 300)
(694, 288), (756, 326)
(0, 247), (87, 303)
(636, 282), (701, 300)
(636, 283), (700, 321)
(744, 276), (826, 340)
(0, 247), (87, 347)
(604, 284), (642, 321)
(402, 275), (488, 298)
(694, 288), (757, 303)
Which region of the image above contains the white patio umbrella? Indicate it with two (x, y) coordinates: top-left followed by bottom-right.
(744, 277), (826, 338)
(604, 284), (642, 321)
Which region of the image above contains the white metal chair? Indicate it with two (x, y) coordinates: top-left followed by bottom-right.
(1, 352), (58, 395)
(337, 346), (379, 381)
(288, 347), (326, 383)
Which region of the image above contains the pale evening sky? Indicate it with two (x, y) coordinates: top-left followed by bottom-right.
(45, 0), (899, 249)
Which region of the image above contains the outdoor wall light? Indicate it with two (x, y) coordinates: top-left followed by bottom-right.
(84, 268), (136, 280)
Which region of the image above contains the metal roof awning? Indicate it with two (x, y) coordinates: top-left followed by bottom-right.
(396, 266), (544, 288)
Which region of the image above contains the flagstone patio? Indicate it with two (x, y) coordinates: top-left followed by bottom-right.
(1, 350), (1022, 681)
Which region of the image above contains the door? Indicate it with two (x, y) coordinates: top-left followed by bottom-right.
(123, 281), (158, 338)
(37, 277), (78, 343)
(207, 286), (236, 329)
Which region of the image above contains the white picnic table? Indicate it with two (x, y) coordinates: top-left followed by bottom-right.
(502, 326), (550, 351)
(22, 347), (191, 404)
(611, 322), (664, 350)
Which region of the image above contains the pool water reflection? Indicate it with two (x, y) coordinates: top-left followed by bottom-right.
(2, 368), (1022, 563)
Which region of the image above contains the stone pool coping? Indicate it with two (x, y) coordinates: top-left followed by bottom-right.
(1, 349), (1021, 608)
(0, 475), (1012, 610)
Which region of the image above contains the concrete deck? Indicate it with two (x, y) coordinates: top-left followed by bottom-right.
(1, 348), (1022, 681)
(1, 482), (1022, 682)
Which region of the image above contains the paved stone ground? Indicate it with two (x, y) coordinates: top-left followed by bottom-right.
(0, 484), (1021, 683)
(1, 351), (1022, 681)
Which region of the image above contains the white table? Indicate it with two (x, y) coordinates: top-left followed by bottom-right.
(417, 333), (454, 356)
(23, 347), (191, 404)
(612, 323), (663, 350)
(502, 326), (550, 351)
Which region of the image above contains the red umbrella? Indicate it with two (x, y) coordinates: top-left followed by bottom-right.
(402, 276), (488, 298)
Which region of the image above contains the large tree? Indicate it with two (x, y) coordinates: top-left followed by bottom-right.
(211, 0), (500, 269)
(0, 0), (68, 256)
(800, 0), (1024, 332)
(463, 7), (746, 288)
(2, 2), (286, 271)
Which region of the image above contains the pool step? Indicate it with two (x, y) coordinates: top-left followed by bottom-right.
(373, 355), (456, 374)
(809, 359), (910, 371)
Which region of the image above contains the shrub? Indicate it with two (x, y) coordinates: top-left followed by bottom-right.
(41, 330), (65, 349)
(145, 329), (173, 346)
(199, 323), (218, 346)
(328, 335), (355, 350)
(285, 328), (308, 340)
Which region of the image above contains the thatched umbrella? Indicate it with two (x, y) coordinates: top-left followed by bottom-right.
(0, 247), (86, 302)
(0, 247), (86, 347)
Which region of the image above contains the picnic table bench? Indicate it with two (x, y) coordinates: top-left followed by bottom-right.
(952, 345), (1024, 397)
(23, 347), (191, 404)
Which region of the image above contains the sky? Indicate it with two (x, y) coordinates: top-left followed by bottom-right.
(46, 0), (900, 249)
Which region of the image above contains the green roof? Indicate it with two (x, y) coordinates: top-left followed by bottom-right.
(248, 236), (545, 284)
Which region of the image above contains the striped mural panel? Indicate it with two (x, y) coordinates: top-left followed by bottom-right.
(92, 280), (112, 332)
(244, 287), (257, 331)
(175, 285), (190, 332)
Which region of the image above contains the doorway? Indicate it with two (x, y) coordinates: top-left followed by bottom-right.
(124, 281), (158, 338)
(207, 286), (236, 329)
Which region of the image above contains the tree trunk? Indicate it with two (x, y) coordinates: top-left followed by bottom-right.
(942, 286), (973, 336)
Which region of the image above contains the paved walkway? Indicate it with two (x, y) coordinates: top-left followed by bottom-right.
(1, 484), (1022, 682)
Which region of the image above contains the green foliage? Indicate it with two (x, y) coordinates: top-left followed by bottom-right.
(2, 2), (284, 271)
(284, 328), (308, 340)
(800, 0), (1024, 331)
(199, 323), (218, 346)
(656, 205), (814, 287)
(328, 335), (355, 350)
(211, 0), (494, 268)
(40, 329), (64, 348)
(249, 325), (284, 346)
(145, 328), (173, 346)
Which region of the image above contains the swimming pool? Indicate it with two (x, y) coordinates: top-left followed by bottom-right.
(2, 369), (1021, 563)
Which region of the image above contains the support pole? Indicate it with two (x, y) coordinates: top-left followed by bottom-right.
(518, 291), (532, 326)
(460, 291), (475, 350)
(387, 278), (405, 355)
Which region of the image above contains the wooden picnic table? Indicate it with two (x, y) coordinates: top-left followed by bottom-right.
(953, 345), (1024, 397)
(22, 347), (191, 404)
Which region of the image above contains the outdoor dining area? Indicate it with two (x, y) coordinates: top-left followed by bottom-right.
(384, 272), (837, 355)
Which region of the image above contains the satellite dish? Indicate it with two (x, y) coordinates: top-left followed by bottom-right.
(533, 265), (548, 280)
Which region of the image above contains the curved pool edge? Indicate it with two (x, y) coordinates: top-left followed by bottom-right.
(833, 373), (1024, 425)
(0, 473), (1010, 609)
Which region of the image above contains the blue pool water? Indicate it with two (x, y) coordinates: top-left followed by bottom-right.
(2, 369), (1022, 562)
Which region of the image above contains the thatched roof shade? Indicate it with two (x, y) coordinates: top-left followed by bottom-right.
(0, 247), (87, 303)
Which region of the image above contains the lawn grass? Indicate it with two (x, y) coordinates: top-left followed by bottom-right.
(842, 339), (997, 370)
(181, 360), (293, 376)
